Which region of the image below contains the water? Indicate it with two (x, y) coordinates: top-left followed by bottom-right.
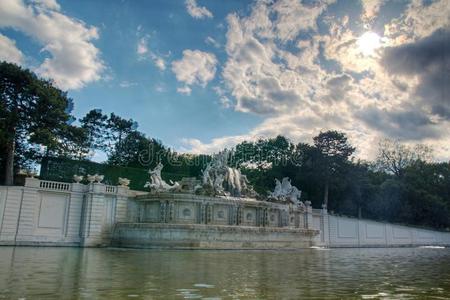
(1, 247), (450, 299)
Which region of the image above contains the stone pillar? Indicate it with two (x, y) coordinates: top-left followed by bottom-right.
(159, 201), (167, 223)
(80, 183), (107, 247)
(64, 183), (85, 243)
(24, 177), (40, 188)
(199, 202), (206, 224)
(229, 205), (237, 225)
(168, 201), (175, 222)
(236, 205), (243, 225)
(262, 207), (268, 227)
(304, 201), (314, 229)
(115, 186), (129, 223)
(15, 182), (39, 242)
(205, 203), (212, 224)
(320, 204), (329, 246)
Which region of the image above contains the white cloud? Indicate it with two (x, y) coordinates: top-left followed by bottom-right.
(155, 82), (166, 92)
(171, 49), (217, 90)
(205, 36), (220, 48)
(151, 55), (166, 71)
(0, 33), (24, 64)
(136, 36), (166, 71)
(137, 37), (148, 55)
(185, 0), (213, 19)
(361, 0), (385, 24)
(119, 81), (137, 88)
(272, 0), (333, 42)
(384, 0), (450, 44)
(0, 0), (104, 90)
(32, 0), (60, 11)
(177, 85), (192, 95)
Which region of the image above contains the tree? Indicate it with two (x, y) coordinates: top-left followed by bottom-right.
(105, 113), (138, 157)
(0, 62), (73, 185)
(79, 109), (108, 154)
(233, 135), (295, 170)
(313, 130), (355, 208)
(56, 125), (90, 159)
(107, 131), (163, 168)
(375, 139), (433, 177)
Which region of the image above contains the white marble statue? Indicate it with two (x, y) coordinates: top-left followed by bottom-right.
(269, 177), (303, 206)
(197, 149), (257, 198)
(144, 163), (180, 192)
(213, 173), (226, 195)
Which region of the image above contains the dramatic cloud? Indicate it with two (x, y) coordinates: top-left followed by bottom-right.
(0, 33), (23, 64)
(185, 0), (213, 19)
(171, 49), (217, 90)
(382, 29), (450, 118)
(358, 106), (442, 141)
(325, 74), (353, 102)
(182, 0), (450, 160)
(384, 0), (450, 43)
(0, 0), (104, 90)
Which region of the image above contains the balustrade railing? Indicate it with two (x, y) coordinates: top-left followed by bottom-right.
(105, 185), (118, 194)
(39, 180), (71, 191)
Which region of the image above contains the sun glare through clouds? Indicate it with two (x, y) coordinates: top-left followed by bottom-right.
(357, 31), (381, 56)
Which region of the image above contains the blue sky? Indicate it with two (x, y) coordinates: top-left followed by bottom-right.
(1, 0), (449, 160)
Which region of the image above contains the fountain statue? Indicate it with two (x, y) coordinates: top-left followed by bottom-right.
(196, 150), (257, 198)
(144, 163), (181, 192)
(268, 177), (303, 207)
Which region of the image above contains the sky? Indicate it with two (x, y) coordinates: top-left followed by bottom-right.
(0, 0), (449, 161)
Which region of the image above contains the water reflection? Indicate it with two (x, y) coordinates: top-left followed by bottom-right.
(0, 247), (449, 299)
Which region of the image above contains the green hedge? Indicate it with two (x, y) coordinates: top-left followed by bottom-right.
(39, 157), (194, 191)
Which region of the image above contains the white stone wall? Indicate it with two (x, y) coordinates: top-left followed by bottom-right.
(2, 179), (450, 248)
(0, 178), (131, 247)
(312, 211), (450, 247)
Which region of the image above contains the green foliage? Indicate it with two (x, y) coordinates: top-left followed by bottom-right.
(0, 61), (76, 184)
(39, 156), (201, 191)
(79, 108), (108, 152)
(232, 133), (450, 230)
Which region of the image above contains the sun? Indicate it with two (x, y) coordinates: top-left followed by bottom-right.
(357, 31), (381, 56)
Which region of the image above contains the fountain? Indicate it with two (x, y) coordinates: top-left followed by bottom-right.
(112, 150), (318, 249)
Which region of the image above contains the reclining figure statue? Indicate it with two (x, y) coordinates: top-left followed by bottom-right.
(144, 163), (180, 192)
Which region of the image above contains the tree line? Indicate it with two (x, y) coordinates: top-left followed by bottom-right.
(1, 62), (449, 229)
(231, 135), (450, 229)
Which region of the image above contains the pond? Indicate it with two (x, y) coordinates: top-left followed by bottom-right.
(0, 247), (449, 299)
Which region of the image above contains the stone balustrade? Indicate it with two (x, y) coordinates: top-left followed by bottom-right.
(0, 177), (130, 247)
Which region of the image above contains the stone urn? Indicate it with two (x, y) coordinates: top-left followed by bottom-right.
(118, 177), (130, 187)
(18, 169), (28, 176)
(27, 170), (38, 178)
(73, 175), (84, 183)
(94, 174), (104, 183)
(86, 174), (96, 183)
